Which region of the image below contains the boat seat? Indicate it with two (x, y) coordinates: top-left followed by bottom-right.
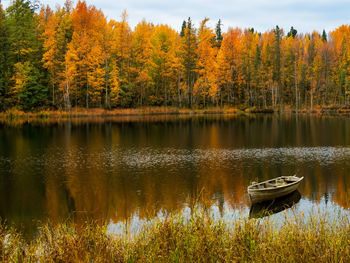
(265, 182), (277, 187)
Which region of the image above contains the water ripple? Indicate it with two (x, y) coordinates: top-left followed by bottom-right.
(61, 146), (350, 169)
(1, 146), (350, 171)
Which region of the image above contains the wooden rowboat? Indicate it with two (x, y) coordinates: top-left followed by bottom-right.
(248, 176), (303, 204)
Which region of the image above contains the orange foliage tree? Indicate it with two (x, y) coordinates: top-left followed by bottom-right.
(2, 0), (350, 110)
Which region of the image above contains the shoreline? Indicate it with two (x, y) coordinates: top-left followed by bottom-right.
(0, 106), (350, 117)
(0, 106), (349, 120)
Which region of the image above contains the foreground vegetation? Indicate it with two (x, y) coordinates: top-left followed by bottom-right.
(1, 1), (350, 112)
(1, 207), (349, 262)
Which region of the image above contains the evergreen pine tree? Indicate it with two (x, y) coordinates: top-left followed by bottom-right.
(180, 20), (186, 37)
(11, 61), (47, 110)
(287, 26), (297, 38)
(0, 4), (8, 110)
(6, 0), (47, 110)
(215, 19), (223, 47)
(322, 29), (327, 42)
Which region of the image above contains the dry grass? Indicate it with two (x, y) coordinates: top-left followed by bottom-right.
(1, 105), (349, 122)
(0, 207), (349, 262)
(0, 107), (242, 120)
(0, 107), (244, 126)
(297, 105), (350, 115)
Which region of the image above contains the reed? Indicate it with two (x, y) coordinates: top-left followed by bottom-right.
(0, 207), (349, 262)
(0, 107), (242, 120)
(0, 109), (28, 120)
(1, 106), (349, 123)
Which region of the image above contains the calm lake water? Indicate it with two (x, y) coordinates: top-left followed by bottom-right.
(0, 114), (349, 237)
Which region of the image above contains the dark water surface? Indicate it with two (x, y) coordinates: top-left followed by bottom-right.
(0, 114), (349, 237)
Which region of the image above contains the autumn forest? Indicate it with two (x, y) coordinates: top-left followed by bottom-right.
(0, 0), (350, 111)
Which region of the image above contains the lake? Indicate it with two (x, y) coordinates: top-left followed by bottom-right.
(0, 114), (349, 237)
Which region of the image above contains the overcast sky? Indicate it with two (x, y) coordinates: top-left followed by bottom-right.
(2, 0), (349, 33)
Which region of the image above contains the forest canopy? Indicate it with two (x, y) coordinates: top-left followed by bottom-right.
(0, 0), (349, 111)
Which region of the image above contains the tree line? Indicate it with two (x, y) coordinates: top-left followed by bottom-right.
(0, 0), (349, 111)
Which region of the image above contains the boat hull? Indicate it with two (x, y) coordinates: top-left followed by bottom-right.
(248, 177), (303, 204)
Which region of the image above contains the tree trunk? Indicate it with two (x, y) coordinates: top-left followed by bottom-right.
(271, 84), (275, 108)
(310, 90), (313, 109)
(86, 73), (89, 109)
(294, 61), (298, 110)
(52, 83), (55, 106)
(177, 70), (182, 108)
(105, 57), (110, 109)
(64, 61), (71, 112)
(140, 84), (143, 107)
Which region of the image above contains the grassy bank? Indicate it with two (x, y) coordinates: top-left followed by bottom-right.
(1, 105), (349, 120)
(0, 107), (242, 120)
(1, 208), (349, 262)
(0, 106), (349, 127)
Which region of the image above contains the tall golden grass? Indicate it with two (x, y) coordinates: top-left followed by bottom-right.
(1, 106), (348, 124)
(0, 107), (242, 120)
(0, 207), (349, 262)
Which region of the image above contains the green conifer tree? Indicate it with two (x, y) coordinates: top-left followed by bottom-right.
(287, 26), (297, 38)
(322, 29), (327, 42)
(0, 4), (8, 110)
(180, 20), (186, 37)
(215, 19), (223, 47)
(6, 0), (47, 110)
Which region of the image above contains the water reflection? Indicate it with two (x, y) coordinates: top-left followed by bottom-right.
(249, 190), (301, 219)
(0, 114), (350, 237)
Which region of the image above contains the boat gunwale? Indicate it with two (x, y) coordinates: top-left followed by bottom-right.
(247, 176), (304, 192)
